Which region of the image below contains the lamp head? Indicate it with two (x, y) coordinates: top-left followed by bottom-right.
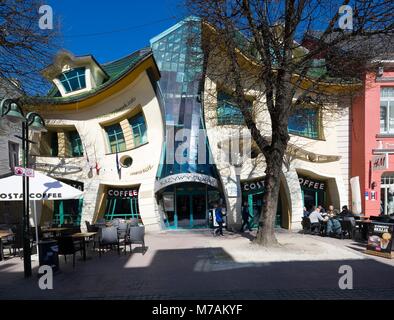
(0, 99), (25, 123)
(26, 112), (47, 132)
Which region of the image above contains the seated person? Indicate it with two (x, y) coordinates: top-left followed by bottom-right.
(308, 207), (328, 234)
(318, 205), (326, 216)
(326, 205), (339, 218)
(326, 214), (342, 238)
(339, 205), (353, 218)
(303, 206), (310, 218)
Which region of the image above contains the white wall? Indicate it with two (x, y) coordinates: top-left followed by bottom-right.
(32, 71), (164, 231)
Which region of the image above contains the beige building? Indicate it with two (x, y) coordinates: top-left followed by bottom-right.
(27, 49), (165, 231)
(202, 39), (351, 231)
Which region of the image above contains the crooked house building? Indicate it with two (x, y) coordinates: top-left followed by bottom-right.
(24, 17), (359, 232)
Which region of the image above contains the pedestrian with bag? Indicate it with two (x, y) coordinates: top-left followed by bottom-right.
(214, 202), (225, 236)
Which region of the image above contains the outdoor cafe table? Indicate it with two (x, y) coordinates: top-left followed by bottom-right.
(41, 227), (69, 238)
(72, 232), (97, 261)
(0, 231), (15, 261)
(356, 219), (373, 240)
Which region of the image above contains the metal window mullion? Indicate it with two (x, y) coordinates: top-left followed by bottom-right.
(111, 198), (117, 220)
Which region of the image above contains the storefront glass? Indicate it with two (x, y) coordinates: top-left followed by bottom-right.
(52, 179), (84, 226)
(241, 179), (282, 228)
(299, 175), (326, 211)
(160, 183), (216, 229)
(104, 186), (141, 221)
(380, 172), (394, 215)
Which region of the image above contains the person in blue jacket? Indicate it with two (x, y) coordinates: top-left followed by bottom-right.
(214, 202), (225, 236)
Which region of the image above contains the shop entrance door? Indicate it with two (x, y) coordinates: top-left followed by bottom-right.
(247, 192), (282, 228)
(175, 189), (208, 229)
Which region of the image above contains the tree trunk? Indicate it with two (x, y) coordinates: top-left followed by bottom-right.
(254, 146), (286, 246)
(254, 121), (289, 246)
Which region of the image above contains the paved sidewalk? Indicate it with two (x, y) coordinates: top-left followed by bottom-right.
(1, 229), (393, 299)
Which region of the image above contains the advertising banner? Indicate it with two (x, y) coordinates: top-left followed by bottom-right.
(366, 222), (394, 259)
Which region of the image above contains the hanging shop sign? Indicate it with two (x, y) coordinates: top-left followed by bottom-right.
(14, 167), (35, 177)
(241, 179), (265, 193)
(35, 163), (83, 175)
(372, 154), (388, 171)
(366, 222), (394, 259)
(107, 188), (139, 198)
(155, 173), (218, 192)
(298, 176), (326, 191)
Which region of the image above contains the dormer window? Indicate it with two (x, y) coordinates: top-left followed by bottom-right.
(58, 67), (86, 93)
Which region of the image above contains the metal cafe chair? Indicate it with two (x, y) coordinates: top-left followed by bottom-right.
(57, 236), (83, 269)
(124, 225), (146, 255)
(98, 227), (120, 257)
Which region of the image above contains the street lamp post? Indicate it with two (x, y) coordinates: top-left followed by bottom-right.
(1, 98), (46, 278)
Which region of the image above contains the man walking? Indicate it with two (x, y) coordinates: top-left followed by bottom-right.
(240, 201), (252, 232)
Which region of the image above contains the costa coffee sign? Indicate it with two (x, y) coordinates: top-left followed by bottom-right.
(242, 179), (265, 192)
(107, 188), (138, 198)
(299, 177), (326, 191)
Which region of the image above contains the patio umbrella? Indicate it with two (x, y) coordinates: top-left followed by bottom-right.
(0, 171), (83, 201)
(0, 172), (84, 258)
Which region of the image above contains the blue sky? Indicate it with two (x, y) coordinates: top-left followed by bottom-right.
(47, 0), (186, 63)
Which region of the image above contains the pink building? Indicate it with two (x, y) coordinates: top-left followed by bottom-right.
(351, 61), (394, 217)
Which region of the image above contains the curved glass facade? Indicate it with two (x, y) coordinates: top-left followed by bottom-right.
(151, 17), (219, 179)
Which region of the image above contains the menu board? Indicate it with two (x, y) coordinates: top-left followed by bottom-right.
(366, 222), (394, 259)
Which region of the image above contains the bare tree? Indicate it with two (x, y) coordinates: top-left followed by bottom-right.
(0, 0), (59, 96)
(187, 0), (394, 245)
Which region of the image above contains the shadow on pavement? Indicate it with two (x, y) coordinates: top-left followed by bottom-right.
(1, 244), (394, 300)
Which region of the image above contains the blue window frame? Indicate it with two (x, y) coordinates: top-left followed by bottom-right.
(217, 91), (251, 125)
(105, 124), (126, 153)
(288, 107), (320, 139)
(58, 67), (86, 93)
(68, 130), (84, 157)
(128, 113), (148, 147)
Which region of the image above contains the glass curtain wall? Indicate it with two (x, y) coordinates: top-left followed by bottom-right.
(151, 17), (219, 179)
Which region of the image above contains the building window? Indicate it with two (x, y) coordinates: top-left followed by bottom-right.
(58, 67), (86, 93)
(128, 113), (148, 147)
(105, 123), (126, 153)
(8, 142), (19, 171)
(39, 131), (59, 157)
(288, 106), (321, 139)
(217, 91), (251, 126)
(104, 187), (141, 221)
(67, 130), (84, 157)
(380, 87), (394, 133)
(52, 180), (84, 226)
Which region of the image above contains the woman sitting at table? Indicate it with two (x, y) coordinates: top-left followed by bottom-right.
(326, 205), (342, 238)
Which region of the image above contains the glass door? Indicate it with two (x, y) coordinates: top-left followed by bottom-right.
(192, 194), (207, 227)
(381, 186), (394, 215)
(176, 194), (191, 228)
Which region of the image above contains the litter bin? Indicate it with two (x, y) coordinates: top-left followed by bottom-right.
(38, 240), (59, 272)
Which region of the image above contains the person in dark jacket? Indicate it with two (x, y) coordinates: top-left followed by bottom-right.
(339, 205), (353, 218)
(240, 201), (252, 232)
(214, 203), (225, 236)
